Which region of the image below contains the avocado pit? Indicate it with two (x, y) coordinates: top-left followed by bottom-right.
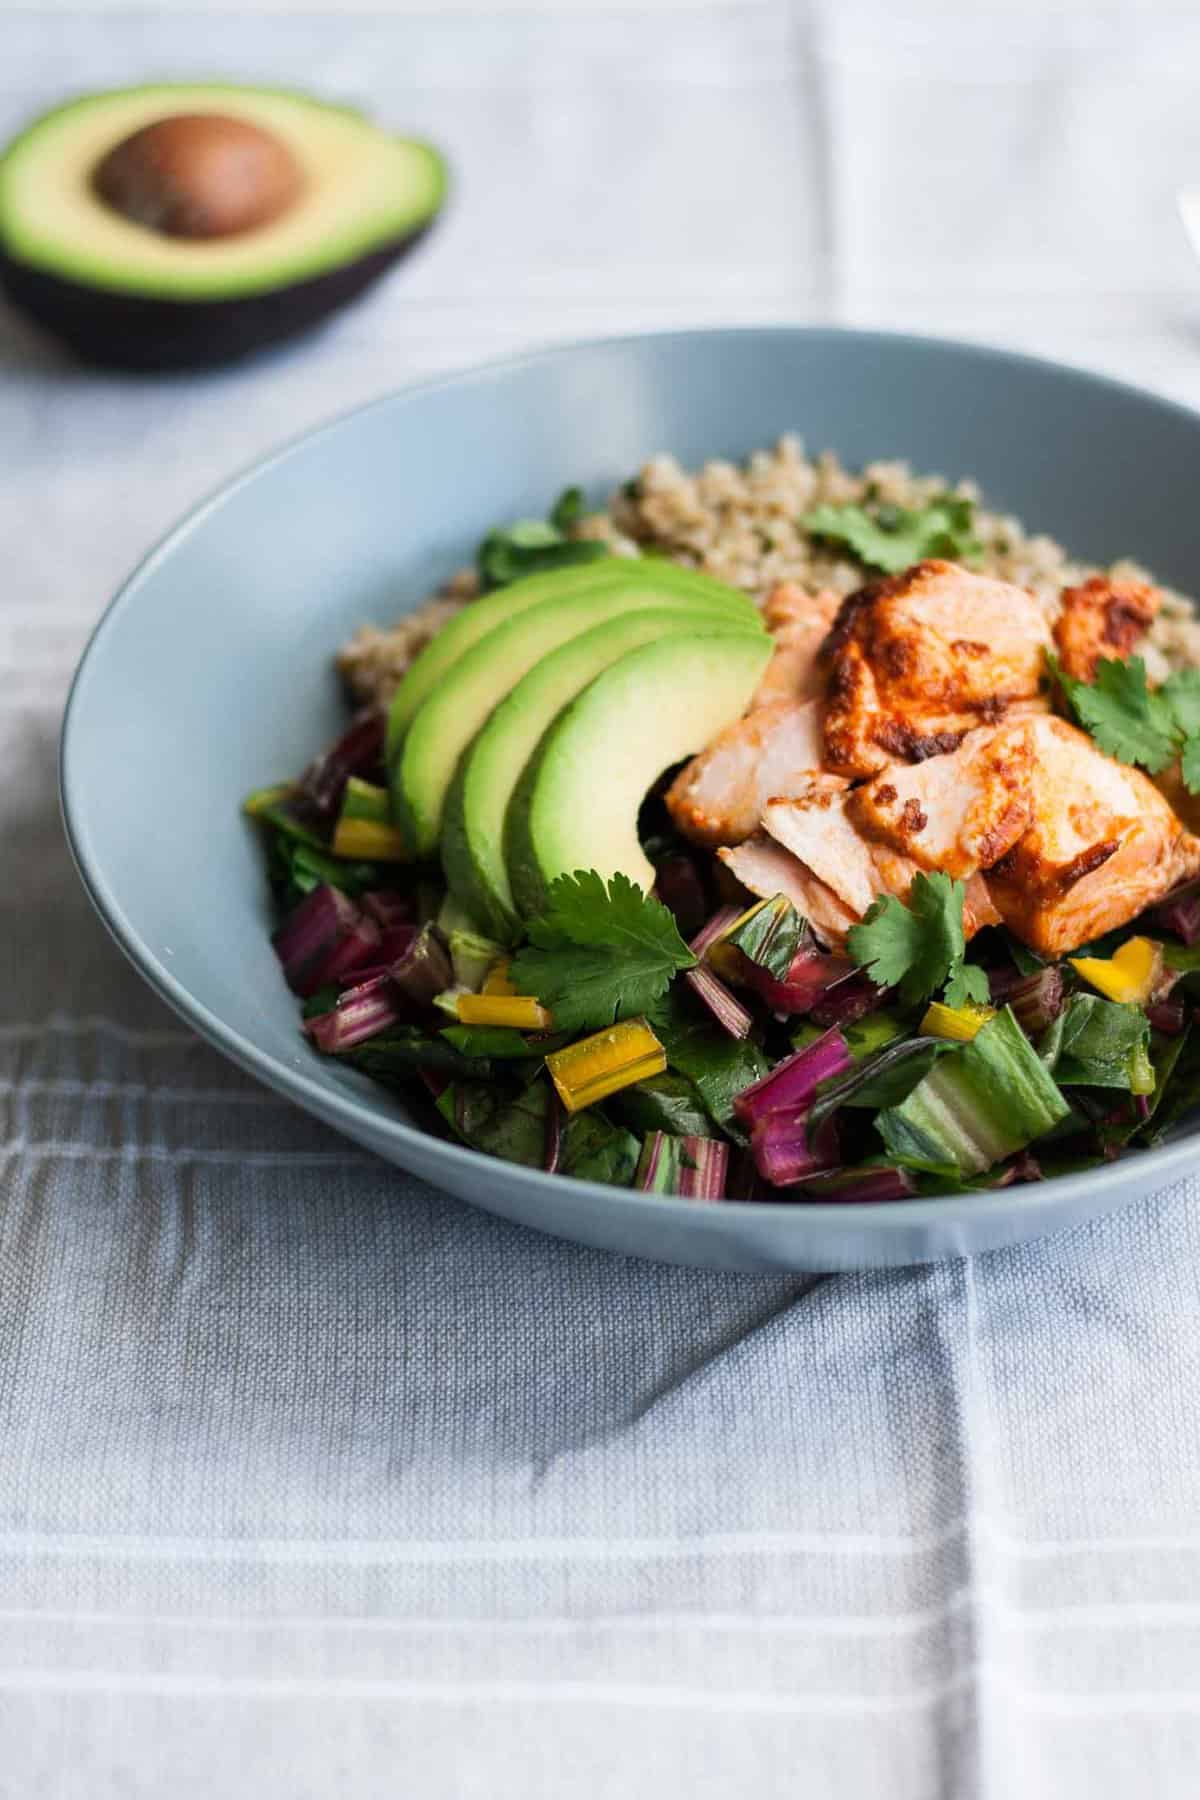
(92, 113), (303, 240)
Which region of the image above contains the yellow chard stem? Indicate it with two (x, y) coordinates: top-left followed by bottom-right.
(456, 993), (553, 1031)
(545, 1018), (667, 1113)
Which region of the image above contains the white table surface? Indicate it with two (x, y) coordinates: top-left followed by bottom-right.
(4, 3), (1200, 1795)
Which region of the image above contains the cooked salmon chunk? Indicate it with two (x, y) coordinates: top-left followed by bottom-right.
(822, 560), (1053, 778)
(753, 583), (841, 707)
(1051, 574), (1160, 683)
(759, 780), (1002, 945)
(718, 833), (861, 947)
(846, 719), (1035, 879)
(985, 715), (1200, 955)
(665, 698), (824, 848)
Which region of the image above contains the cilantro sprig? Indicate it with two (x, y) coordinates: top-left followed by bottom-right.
(477, 486), (611, 590)
(846, 871), (989, 1009)
(510, 871), (697, 1033)
(1047, 654), (1200, 791)
(802, 494), (982, 576)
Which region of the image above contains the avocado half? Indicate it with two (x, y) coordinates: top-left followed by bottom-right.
(0, 84), (447, 370)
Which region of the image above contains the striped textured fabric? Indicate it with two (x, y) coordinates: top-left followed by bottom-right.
(4, 2), (1200, 1794)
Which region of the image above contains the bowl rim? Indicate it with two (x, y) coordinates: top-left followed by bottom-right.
(59, 321), (1200, 1238)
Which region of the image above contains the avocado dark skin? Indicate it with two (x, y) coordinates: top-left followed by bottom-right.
(0, 95), (446, 371)
(0, 228), (431, 372)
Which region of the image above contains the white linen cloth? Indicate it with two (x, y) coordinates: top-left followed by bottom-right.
(4, 2), (1200, 1793)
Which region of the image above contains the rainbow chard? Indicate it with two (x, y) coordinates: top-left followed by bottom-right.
(790, 1165), (918, 1203)
(271, 884), (384, 996)
(298, 707), (386, 818)
(732, 1028), (852, 1128)
(635, 1132), (729, 1201)
(751, 1108), (840, 1187)
(1151, 880), (1200, 946)
(389, 924), (454, 1009)
(988, 965), (1065, 1036)
(305, 980), (401, 1053)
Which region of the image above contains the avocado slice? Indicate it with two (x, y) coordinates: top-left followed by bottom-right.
(393, 570), (760, 859)
(442, 607), (767, 940)
(0, 85), (446, 369)
(386, 557), (754, 757)
(506, 631), (772, 916)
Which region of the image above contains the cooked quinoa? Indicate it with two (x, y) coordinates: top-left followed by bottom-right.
(338, 436), (1200, 704)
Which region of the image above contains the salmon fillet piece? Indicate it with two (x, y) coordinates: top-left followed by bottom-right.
(985, 715), (1200, 955)
(846, 719), (1035, 879)
(665, 698), (825, 848)
(721, 723), (1037, 947)
(753, 583), (841, 707)
(718, 834), (860, 948)
(1052, 574), (1160, 683)
(759, 778), (1001, 946)
(822, 559), (1053, 778)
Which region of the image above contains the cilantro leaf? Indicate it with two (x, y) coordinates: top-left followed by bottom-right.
(846, 871), (979, 1007)
(511, 871), (696, 1033)
(1161, 668), (1200, 794)
(802, 494), (982, 576)
(944, 962), (991, 1008)
(1048, 653), (1178, 774)
(549, 485), (586, 533)
(1182, 736), (1200, 796)
(477, 486), (609, 590)
(1160, 666), (1200, 738)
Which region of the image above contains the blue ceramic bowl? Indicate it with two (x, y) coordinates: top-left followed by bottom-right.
(61, 328), (1200, 1271)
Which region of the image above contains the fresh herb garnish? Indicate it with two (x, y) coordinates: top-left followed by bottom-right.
(510, 871), (697, 1034)
(1048, 654), (1200, 792)
(802, 494), (982, 575)
(846, 872), (989, 1008)
(477, 487), (610, 590)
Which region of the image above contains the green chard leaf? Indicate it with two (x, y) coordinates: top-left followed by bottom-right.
(439, 1025), (541, 1060)
(646, 989), (769, 1136)
(510, 871), (696, 1034)
(806, 1035), (953, 1135)
(557, 1111), (641, 1185)
(1050, 994), (1152, 1091)
(436, 1074), (552, 1167)
(876, 1009), (1070, 1176)
(802, 494), (981, 575)
(1140, 1023), (1200, 1145)
(607, 1071), (718, 1139)
(348, 1027), (500, 1085)
(847, 871), (979, 1008)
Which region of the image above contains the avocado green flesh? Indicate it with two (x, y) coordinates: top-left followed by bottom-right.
(386, 556), (756, 755)
(441, 608), (766, 941)
(392, 577), (760, 859)
(0, 85), (446, 300)
(507, 631), (773, 917)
